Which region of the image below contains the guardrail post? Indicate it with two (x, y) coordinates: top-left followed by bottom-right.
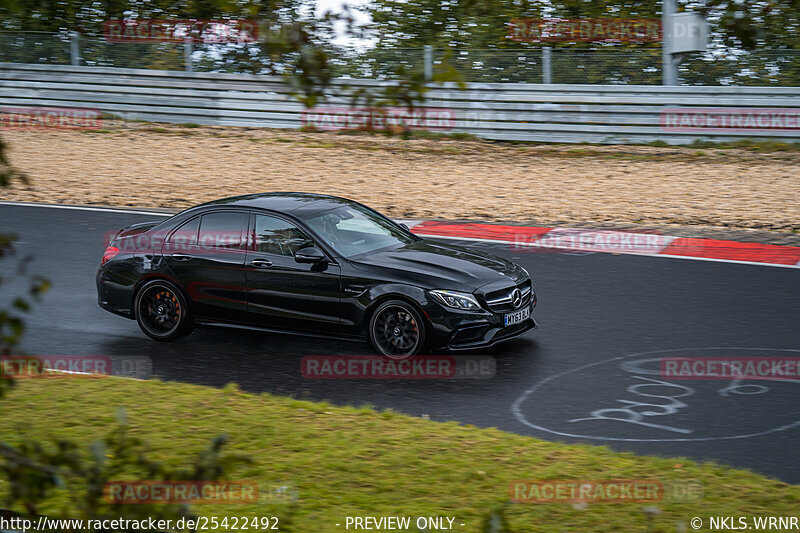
(542, 46), (552, 84)
(184, 37), (193, 72)
(662, 0), (678, 85)
(70, 32), (80, 66)
(423, 45), (433, 81)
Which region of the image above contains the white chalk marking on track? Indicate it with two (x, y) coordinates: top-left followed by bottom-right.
(511, 347), (800, 442)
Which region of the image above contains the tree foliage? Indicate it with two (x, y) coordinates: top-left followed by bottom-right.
(362, 0), (800, 50)
(0, 0), (350, 103)
(0, 0), (463, 103)
(355, 0), (800, 84)
(1, 418), (252, 521)
(698, 0), (800, 50)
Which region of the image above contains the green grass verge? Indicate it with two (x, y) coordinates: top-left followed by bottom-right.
(685, 139), (800, 151)
(1, 378), (796, 532)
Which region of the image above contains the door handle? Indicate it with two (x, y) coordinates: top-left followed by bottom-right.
(172, 253), (192, 261)
(251, 259), (273, 268)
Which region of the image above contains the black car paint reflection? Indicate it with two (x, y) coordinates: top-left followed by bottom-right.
(97, 193), (537, 356)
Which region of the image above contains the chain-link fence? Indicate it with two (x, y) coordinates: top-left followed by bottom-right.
(331, 48), (427, 79)
(680, 50), (800, 86)
(0, 31), (72, 65)
(2, 31), (799, 86)
(434, 49), (658, 84)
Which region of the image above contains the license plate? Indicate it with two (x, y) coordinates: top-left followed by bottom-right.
(504, 306), (530, 327)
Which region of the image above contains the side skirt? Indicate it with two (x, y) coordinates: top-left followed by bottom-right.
(193, 319), (366, 343)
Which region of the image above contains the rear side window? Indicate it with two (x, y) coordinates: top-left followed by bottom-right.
(167, 217), (200, 246)
(197, 212), (247, 249)
(254, 215), (313, 256)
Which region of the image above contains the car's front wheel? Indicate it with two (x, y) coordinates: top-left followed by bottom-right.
(134, 280), (193, 341)
(368, 299), (426, 359)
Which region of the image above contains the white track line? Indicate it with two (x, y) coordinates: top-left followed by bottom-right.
(0, 200), (172, 216)
(1, 201), (798, 269)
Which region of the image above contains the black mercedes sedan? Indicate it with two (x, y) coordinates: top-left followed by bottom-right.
(97, 193), (537, 357)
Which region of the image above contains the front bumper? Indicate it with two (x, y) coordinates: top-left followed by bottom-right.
(423, 297), (538, 351)
(445, 316), (538, 351)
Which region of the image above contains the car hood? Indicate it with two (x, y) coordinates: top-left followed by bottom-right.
(348, 239), (526, 292)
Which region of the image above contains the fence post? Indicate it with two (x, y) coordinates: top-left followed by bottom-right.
(542, 46), (552, 84)
(423, 45), (433, 81)
(662, 0), (678, 85)
(70, 32), (80, 66)
(184, 37), (193, 72)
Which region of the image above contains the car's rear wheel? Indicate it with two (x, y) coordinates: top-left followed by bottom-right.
(134, 280), (192, 341)
(368, 300), (426, 359)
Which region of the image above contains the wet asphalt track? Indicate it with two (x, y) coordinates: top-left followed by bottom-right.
(1, 203), (799, 483)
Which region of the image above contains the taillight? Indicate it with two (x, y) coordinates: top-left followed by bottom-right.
(102, 246), (120, 265)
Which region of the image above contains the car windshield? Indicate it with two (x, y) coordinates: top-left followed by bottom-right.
(301, 204), (415, 258)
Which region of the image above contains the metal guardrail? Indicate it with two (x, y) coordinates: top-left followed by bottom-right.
(1, 62), (799, 144)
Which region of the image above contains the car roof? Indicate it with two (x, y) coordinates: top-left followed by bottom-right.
(194, 192), (357, 217)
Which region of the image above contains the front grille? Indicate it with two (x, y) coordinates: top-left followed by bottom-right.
(484, 280), (532, 313)
(495, 321), (531, 340)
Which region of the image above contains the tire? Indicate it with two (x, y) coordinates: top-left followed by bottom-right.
(134, 280), (193, 342)
(368, 299), (426, 359)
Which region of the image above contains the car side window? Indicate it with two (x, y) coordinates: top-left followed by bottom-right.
(197, 212), (247, 249)
(254, 215), (312, 256)
(167, 216), (200, 246)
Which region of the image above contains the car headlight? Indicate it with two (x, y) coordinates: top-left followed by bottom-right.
(429, 290), (481, 311)
(520, 266), (531, 279)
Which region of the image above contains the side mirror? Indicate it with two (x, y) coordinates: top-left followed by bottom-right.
(295, 246), (327, 264)
(399, 223), (410, 231)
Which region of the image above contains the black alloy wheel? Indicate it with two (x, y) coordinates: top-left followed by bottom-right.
(369, 300), (426, 358)
(135, 280), (192, 341)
